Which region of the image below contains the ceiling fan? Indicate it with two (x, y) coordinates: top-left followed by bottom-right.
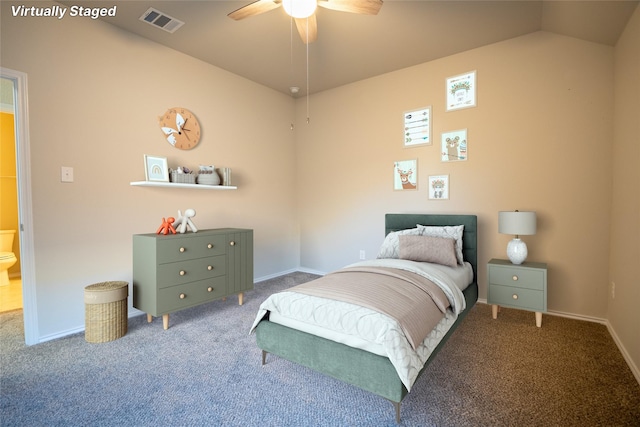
(228, 0), (383, 44)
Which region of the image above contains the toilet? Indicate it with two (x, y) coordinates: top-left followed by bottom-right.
(0, 230), (17, 287)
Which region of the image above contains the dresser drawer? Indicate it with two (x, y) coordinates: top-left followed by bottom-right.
(157, 276), (227, 314)
(157, 255), (226, 288)
(157, 234), (227, 263)
(488, 266), (545, 291)
(490, 285), (544, 312)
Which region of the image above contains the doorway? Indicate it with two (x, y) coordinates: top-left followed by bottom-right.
(1, 67), (38, 345)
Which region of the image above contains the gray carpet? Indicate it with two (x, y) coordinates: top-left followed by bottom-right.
(1, 272), (639, 426)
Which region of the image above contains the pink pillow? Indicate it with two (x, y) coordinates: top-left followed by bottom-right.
(398, 235), (458, 267)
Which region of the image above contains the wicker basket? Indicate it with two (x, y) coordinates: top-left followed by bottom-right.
(170, 171), (196, 184)
(84, 281), (128, 343)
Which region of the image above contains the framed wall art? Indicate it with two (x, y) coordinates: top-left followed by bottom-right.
(404, 106), (431, 147)
(428, 175), (449, 200)
(144, 155), (169, 182)
(394, 159), (418, 190)
(446, 71), (476, 111)
(441, 129), (468, 162)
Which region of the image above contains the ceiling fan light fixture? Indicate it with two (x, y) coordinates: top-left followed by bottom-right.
(282, 0), (317, 19)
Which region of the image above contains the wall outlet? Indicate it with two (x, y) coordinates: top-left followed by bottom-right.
(359, 250), (366, 260)
(61, 166), (74, 183)
(611, 281), (615, 299)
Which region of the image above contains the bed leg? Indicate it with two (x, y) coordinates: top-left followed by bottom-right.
(261, 350), (267, 366)
(392, 401), (401, 423)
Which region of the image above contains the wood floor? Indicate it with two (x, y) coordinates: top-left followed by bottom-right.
(0, 278), (22, 312)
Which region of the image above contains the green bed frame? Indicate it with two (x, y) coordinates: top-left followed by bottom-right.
(255, 214), (478, 422)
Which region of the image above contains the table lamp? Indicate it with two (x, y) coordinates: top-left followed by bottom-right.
(498, 210), (536, 264)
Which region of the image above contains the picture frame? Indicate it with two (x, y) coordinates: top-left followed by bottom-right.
(144, 155), (169, 182)
(394, 159), (418, 191)
(404, 106), (431, 147)
(428, 175), (449, 200)
(446, 71), (476, 111)
(441, 129), (468, 162)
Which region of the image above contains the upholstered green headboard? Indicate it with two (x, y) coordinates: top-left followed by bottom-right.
(384, 213), (478, 283)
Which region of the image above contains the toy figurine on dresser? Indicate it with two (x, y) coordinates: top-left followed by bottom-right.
(174, 209), (198, 233)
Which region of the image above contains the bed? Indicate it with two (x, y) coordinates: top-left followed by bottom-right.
(251, 213), (478, 422)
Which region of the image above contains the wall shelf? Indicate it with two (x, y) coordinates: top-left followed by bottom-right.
(130, 181), (237, 190)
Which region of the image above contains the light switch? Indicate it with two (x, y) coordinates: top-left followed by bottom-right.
(61, 166), (74, 183)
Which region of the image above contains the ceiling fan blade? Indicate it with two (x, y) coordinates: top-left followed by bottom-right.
(317, 0), (383, 15)
(295, 15), (318, 44)
(228, 0), (281, 20)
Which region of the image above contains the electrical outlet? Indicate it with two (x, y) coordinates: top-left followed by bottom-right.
(61, 166), (74, 183)
(611, 281), (615, 299)
(359, 250), (365, 260)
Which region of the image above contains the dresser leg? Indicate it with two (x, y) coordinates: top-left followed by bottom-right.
(238, 292), (244, 306)
(163, 314), (169, 330)
(535, 312), (542, 327)
(147, 314), (152, 323)
(492, 304), (499, 319)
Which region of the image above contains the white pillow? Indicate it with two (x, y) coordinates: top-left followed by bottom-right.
(377, 227), (423, 259)
(417, 224), (464, 265)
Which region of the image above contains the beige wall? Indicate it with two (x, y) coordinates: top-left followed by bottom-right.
(297, 31), (614, 320)
(610, 6), (640, 379)
(1, 2), (299, 338)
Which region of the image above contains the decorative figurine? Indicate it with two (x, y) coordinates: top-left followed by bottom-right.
(156, 217), (177, 235)
(174, 209), (198, 233)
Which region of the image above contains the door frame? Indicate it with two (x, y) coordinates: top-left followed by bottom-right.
(2, 67), (38, 345)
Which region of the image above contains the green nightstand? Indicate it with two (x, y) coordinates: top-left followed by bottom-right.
(487, 258), (547, 327)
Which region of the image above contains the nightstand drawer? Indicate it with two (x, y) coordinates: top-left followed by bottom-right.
(157, 255), (226, 288)
(157, 276), (227, 314)
(489, 285), (545, 312)
(488, 266), (545, 291)
(157, 234), (226, 264)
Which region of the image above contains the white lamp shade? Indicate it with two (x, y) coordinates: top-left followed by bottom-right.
(498, 211), (537, 236)
(282, 0), (317, 18)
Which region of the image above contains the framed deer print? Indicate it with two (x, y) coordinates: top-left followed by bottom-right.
(428, 174), (449, 200)
(394, 159), (418, 191)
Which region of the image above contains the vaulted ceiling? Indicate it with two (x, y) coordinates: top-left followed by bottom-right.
(64, 1), (638, 96)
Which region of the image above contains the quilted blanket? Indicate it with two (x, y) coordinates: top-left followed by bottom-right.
(250, 259), (466, 390)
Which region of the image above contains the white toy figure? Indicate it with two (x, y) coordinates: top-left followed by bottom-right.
(174, 208), (198, 233)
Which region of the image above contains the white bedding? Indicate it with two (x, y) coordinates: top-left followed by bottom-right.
(250, 259), (470, 391)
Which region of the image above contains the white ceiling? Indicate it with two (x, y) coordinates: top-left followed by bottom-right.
(64, 0), (638, 96)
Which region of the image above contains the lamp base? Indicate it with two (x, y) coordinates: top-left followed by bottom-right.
(506, 238), (528, 264)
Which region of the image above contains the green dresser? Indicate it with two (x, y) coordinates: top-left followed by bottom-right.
(487, 258), (547, 327)
(133, 228), (253, 329)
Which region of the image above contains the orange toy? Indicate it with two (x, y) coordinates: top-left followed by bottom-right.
(156, 217), (177, 235)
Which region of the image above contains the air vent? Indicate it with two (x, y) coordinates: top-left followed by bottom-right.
(139, 7), (184, 33)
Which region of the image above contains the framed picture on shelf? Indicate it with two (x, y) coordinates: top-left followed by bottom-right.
(428, 175), (449, 200)
(394, 159), (418, 191)
(441, 129), (468, 162)
(446, 71), (476, 111)
(144, 155), (169, 182)
(404, 106), (431, 147)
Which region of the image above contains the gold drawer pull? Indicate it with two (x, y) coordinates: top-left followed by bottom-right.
(207, 244), (213, 249)
(512, 275), (518, 281)
(179, 293), (186, 299)
(229, 241), (235, 246)
(207, 265), (213, 271)
(512, 294), (519, 300)
(179, 247), (185, 253)
(179, 270), (186, 276)
(207, 287), (213, 292)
